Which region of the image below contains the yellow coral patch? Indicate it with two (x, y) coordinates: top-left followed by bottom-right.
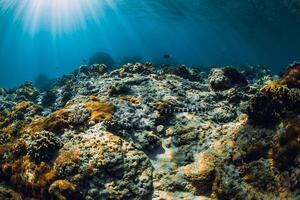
(22, 116), (46, 135)
(85, 100), (114, 123)
(49, 180), (77, 200)
(54, 149), (80, 172)
(13, 101), (33, 114)
(271, 118), (300, 170)
(4, 156), (57, 197)
(44, 108), (73, 132)
(155, 101), (170, 112)
(119, 95), (141, 105)
(261, 81), (284, 92)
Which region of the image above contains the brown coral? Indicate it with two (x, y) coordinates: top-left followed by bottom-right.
(284, 62), (300, 89)
(183, 152), (216, 195)
(27, 130), (61, 162)
(247, 81), (300, 126)
(271, 118), (300, 170)
(3, 156), (57, 198)
(49, 180), (79, 200)
(208, 67), (248, 91)
(44, 108), (73, 132)
(0, 185), (22, 200)
(85, 98), (114, 123)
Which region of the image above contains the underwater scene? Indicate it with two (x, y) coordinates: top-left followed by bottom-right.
(0, 0), (300, 199)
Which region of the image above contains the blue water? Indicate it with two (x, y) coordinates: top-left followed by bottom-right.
(1, 0), (300, 88)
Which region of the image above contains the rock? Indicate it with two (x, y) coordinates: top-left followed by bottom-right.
(247, 81), (300, 126)
(27, 130), (61, 162)
(208, 67), (248, 91)
(284, 61), (300, 89)
(0, 62), (299, 199)
(183, 152), (216, 195)
(271, 118), (300, 170)
(49, 180), (80, 200)
(54, 130), (153, 199)
(0, 185), (22, 200)
(79, 64), (108, 76)
(212, 164), (248, 199)
(16, 81), (39, 102)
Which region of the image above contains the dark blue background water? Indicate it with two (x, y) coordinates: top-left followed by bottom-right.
(1, 0), (300, 88)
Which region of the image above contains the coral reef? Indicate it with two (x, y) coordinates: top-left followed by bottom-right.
(0, 63), (299, 199)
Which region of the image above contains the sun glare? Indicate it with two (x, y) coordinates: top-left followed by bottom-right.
(0, 0), (115, 36)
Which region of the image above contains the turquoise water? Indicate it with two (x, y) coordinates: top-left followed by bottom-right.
(0, 0), (300, 87)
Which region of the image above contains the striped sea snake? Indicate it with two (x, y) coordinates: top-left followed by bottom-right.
(148, 104), (212, 114)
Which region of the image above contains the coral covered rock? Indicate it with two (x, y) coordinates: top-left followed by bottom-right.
(16, 82), (39, 101)
(212, 164), (248, 199)
(1, 156), (57, 198)
(247, 81), (300, 126)
(48, 180), (79, 200)
(41, 90), (57, 107)
(271, 118), (300, 170)
(183, 152), (216, 195)
(27, 130), (61, 162)
(54, 129), (153, 199)
(84, 97), (114, 123)
(79, 64), (108, 76)
(284, 61), (300, 88)
(1, 63), (300, 199)
(0, 184), (22, 200)
(208, 67), (248, 91)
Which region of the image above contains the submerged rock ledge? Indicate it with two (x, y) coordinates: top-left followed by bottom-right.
(0, 63), (299, 199)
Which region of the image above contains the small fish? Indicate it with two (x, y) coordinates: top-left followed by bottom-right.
(163, 54), (171, 59)
(82, 59), (87, 64)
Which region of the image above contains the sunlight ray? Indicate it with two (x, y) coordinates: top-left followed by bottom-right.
(0, 0), (115, 36)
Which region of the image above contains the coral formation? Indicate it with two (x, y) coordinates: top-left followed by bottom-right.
(48, 180), (79, 200)
(183, 152), (216, 195)
(79, 64), (108, 76)
(271, 118), (300, 170)
(54, 130), (153, 199)
(208, 67), (247, 91)
(247, 80), (300, 126)
(0, 63), (299, 199)
(84, 97), (114, 123)
(283, 61), (300, 88)
(27, 130), (61, 162)
(16, 82), (39, 102)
